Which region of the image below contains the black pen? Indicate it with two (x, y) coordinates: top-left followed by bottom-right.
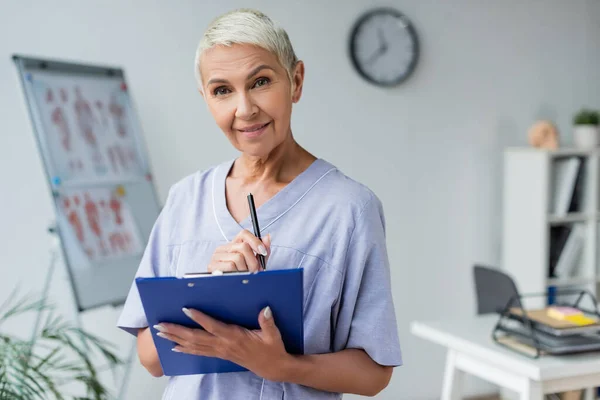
(247, 193), (266, 270)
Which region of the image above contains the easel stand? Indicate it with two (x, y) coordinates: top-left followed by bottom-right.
(31, 225), (136, 400)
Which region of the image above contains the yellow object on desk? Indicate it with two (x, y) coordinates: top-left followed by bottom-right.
(546, 306), (582, 321)
(565, 314), (597, 326)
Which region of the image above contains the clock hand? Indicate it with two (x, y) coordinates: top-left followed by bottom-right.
(378, 28), (388, 52)
(365, 29), (388, 66)
(365, 45), (385, 66)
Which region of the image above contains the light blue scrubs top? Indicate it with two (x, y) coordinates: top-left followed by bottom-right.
(117, 158), (402, 399)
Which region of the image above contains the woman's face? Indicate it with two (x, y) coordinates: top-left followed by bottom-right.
(200, 44), (304, 157)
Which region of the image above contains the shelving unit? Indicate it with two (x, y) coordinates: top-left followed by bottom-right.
(502, 147), (600, 309)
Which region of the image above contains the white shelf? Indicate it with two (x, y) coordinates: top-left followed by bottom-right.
(504, 146), (600, 158)
(503, 147), (600, 308)
(547, 276), (596, 287)
(547, 212), (595, 225)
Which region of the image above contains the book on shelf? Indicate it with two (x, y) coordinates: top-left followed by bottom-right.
(551, 156), (583, 216)
(550, 224), (585, 278)
(549, 225), (571, 277)
(547, 156), (586, 280)
(568, 157), (586, 213)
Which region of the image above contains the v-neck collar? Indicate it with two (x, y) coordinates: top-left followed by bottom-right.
(211, 157), (335, 241)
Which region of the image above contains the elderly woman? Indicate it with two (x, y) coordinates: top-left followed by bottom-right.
(118, 8), (402, 400)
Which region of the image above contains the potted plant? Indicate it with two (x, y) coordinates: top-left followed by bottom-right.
(0, 289), (122, 399)
(573, 108), (600, 148)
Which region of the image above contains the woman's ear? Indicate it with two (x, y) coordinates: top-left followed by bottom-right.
(291, 61), (305, 103)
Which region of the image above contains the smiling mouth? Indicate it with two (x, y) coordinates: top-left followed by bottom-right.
(238, 122), (270, 132)
(237, 122), (271, 139)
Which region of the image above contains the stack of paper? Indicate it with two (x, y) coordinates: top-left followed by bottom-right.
(547, 306), (597, 326)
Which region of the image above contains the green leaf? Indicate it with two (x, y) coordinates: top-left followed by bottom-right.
(0, 290), (124, 400)
(574, 108), (600, 126)
(0, 287), (50, 328)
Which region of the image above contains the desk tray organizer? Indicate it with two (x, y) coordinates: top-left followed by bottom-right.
(492, 289), (600, 359)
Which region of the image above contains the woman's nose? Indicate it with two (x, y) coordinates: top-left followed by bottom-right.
(234, 93), (258, 119)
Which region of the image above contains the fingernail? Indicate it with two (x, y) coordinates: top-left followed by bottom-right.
(264, 306), (272, 320)
(182, 308), (193, 318)
(258, 245), (267, 256)
(157, 332), (167, 338)
(172, 348), (181, 352)
(153, 324), (167, 332)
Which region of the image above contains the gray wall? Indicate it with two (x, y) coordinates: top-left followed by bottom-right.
(1, 0), (600, 399)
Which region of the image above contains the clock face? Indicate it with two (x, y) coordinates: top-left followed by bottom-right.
(349, 8), (419, 87)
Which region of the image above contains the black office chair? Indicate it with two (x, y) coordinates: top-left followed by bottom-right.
(473, 264), (521, 315)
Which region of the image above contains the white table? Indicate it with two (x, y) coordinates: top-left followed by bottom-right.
(410, 315), (600, 400)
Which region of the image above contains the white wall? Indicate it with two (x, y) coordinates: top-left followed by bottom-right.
(1, 0), (600, 399)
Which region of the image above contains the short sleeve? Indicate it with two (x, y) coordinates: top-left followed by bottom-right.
(116, 186), (178, 336)
(333, 194), (402, 367)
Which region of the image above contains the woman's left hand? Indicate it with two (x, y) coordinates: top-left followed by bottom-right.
(154, 306), (291, 382)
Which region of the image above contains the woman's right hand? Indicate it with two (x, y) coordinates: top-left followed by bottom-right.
(208, 230), (271, 273)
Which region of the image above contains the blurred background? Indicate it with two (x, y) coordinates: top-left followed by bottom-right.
(1, 1), (600, 399)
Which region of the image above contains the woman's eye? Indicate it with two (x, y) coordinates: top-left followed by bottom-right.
(213, 87), (230, 96)
(254, 77), (270, 88)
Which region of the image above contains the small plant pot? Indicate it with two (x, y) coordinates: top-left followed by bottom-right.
(573, 125), (600, 148)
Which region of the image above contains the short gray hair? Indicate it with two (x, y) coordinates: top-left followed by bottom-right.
(194, 9), (299, 89)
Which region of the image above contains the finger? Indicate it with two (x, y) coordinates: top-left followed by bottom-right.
(154, 323), (196, 341)
(258, 306), (280, 341)
(153, 326), (202, 349)
(160, 334), (218, 357)
(230, 242), (260, 272)
(173, 345), (219, 358)
(183, 308), (229, 337)
(213, 244), (230, 254)
(234, 230), (268, 258)
(154, 323), (214, 344)
(208, 251), (239, 273)
(262, 234), (272, 263)
(218, 252), (248, 271)
(216, 259), (241, 272)
(155, 331), (192, 347)
(155, 323), (211, 339)
(207, 260), (238, 273)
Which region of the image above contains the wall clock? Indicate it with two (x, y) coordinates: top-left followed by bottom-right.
(349, 8), (419, 87)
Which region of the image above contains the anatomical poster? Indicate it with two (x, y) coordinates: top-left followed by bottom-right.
(29, 72), (145, 184)
(57, 187), (143, 263)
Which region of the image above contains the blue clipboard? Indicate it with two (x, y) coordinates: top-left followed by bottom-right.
(136, 268), (304, 376)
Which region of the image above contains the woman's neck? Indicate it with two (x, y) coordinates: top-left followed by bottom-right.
(231, 134), (316, 184)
